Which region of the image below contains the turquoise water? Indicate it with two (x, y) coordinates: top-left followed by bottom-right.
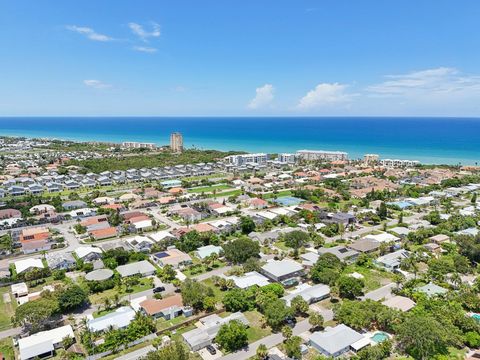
(472, 314), (480, 322)
(0, 117), (479, 165)
(371, 332), (389, 343)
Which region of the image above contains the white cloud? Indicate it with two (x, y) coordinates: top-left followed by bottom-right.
(83, 80), (112, 89)
(367, 67), (480, 96)
(66, 25), (113, 42)
(297, 83), (351, 109)
(128, 22), (161, 41)
(133, 46), (157, 53)
(248, 84), (275, 109)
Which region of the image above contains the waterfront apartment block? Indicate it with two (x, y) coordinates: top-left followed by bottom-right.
(170, 132), (184, 153)
(122, 142), (156, 150)
(277, 153), (296, 164)
(296, 149), (348, 162)
(363, 154), (379, 164)
(380, 159), (420, 167)
(225, 153), (268, 166)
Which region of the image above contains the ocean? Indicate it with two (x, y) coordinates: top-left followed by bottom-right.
(0, 117), (479, 165)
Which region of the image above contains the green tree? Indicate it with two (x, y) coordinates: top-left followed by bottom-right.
(284, 336), (302, 359)
(377, 201), (388, 220)
(180, 279), (214, 311)
(223, 289), (254, 312)
(144, 341), (190, 360)
(281, 325), (292, 340)
(240, 216), (256, 234)
(263, 299), (293, 330)
(14, 298), (59, 332)
(396, 315), (451, 360)
(57, 285), (89, 312)
(290, 296), (309, 316)
(338, 276), (364, 299)
(223, 237), (260, 264)
(465, 331), (480, 348)
(256, 344), (268, 360)
(284, 230), (309, 256)
(310, 253), (343, 285)
(216, 320), (248, 352)
(308, 311), (324, 330)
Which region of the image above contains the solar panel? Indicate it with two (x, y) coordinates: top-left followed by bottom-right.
(154, 252), (170, 259)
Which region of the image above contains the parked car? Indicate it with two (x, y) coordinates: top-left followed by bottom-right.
(153, 286), (165, 293)
(206, 345), (216, 355)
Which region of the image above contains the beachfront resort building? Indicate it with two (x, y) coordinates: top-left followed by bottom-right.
(296, 150), (348, 162)
(170, 132), (183, 152)
(364, 154), (379, 164)
(225, 153), (268, 166)
(122, 142), (156, 150)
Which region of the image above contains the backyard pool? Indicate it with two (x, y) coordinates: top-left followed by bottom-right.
(371, 332), (389, 343)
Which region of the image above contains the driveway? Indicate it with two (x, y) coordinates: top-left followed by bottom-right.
(362, 283), (395, 301)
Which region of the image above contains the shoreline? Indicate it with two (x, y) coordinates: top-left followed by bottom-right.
(0, 117), (479, 165)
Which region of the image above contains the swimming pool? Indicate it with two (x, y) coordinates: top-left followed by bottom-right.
(471, 314), (480, 322)
(371, 332), (389, 343)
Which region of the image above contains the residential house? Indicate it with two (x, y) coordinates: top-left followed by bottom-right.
(116, 260), (156, 277)
(151, 249), (192, 269)
(19, 227), (51, 254)
(222, 271), (270, 289)
(282, 284), (330, 306)
(318, 245), (359, 263)
(348, 238), (381, 254)
(139, 294), (187, 320)
(18, 325), (74, 360)
(74, 246), (103, 262)
(375, 249), (409, 271)
(195, 245), (223, 260)
(182, 312), (249, 351)
(309, 324), (367, 358)
(14, 258), (44, 274)
(87, 306), (136, 333)
(260, 259), (304, 286)
(46, 252), (76, 270)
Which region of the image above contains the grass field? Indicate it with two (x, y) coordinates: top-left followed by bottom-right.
(188, 184), (233, 193)
(0, 338), (15, 360)
(343, 264), (394, 292)
(89, 277), (153, 305)
(0, 287), (15, 330)
(244, 311), (272, 343)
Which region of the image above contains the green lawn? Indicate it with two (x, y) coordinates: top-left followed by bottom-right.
(201, 278), (225, 302)
(156, 314), (188, 331)
(244, 311), (272, 343)
(274, 241), (290, 251)
(0, 287), (15, 330)
(0, 338), (15, 360)
(343, 264), (394, 292)
(263, 190), (293, 199)
(89, 277), (153, 305)
(188, 184), (233, 193)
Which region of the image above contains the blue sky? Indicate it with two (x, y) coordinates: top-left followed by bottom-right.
(1, 0), (480, 116)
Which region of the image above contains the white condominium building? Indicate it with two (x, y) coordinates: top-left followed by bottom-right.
(170, 132), (184, 153)
(380, 159), (420, 167)
(364, 154), (379, 164)
(296, 149), (348, 162)
(277, 153), (296, 164)
(225, 153), (268, 166)
(122, 142), (156, 150)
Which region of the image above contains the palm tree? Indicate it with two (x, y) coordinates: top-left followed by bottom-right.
(103, 297), (111, 311)
(256, 344), (268, 360)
